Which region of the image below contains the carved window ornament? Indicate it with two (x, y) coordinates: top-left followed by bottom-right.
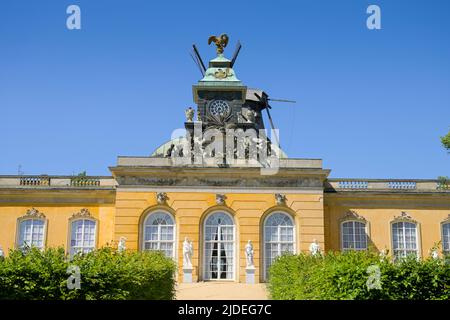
(274, 193), (287, 206)
(70, 208), (92, 220)
(19, 208), (46, 220)
(340, 210), (367, 223)
(442, 214), (450, 224)
(392, 211), (417, 223)
(156, 192), (169, 204)
(216, 194), (227, 205)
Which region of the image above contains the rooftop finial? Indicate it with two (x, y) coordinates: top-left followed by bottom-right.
(208, 33), (229, 55)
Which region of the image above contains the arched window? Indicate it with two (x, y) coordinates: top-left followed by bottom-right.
(70, 219), (96, 255)
(18, 219), (45, 250)
(391, 221), (418, 260)
(203, 212), (235, 280)
(442, 223), (450, 256)
(143, 211), (175, 258)
(341, 221), (368, 251)
(17, 208), (46, 250)
(263, 212), (295, 280)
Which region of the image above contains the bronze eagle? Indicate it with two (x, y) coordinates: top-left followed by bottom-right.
(208, 34), (229, 54)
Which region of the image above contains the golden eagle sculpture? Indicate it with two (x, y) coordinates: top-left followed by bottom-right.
(208, 34), (229, 54)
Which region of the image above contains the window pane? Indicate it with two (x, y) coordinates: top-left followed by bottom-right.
(264, 213), (294, 280)
(392, 222), (417, 260)
(70, 219), (96, 254)
(342, 221), (367, 251)
(143, 212), (175, 258)
(19, 219), (45, 249)
(443, 223), (450, 253)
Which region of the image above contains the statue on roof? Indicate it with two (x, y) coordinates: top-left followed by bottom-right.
(208, 34), (229, 54)
(185, 107), (194, 122)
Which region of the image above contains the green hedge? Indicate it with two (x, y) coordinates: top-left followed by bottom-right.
(0, 247), (176, 300)
(268, 251), (450, 300)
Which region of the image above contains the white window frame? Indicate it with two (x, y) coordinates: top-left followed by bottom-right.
(391, 221), (420, 261)
(17, 218), (46, 250)
(202, 211), (236, 281)
(142, 211), (176, 259)
(263, 212), (296, 281)
(340, 220), (368, 251)
(69, 218), (97, 256)
(442, 222), (450, 256)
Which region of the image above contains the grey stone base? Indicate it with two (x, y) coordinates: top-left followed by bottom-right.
(183, 267), (193, 283)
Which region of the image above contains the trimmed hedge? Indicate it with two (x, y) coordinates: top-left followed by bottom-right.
(0, 247), (176, 300)
(268, 251), (450, 300)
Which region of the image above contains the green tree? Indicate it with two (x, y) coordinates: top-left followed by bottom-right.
(441, 129), (450, 151)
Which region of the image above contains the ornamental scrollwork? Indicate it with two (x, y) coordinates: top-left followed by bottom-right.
(71, 208), (91, 219)
(20, 208), (46, 220)
(392, 211), (417, 223)
(340, 210), (367, 223)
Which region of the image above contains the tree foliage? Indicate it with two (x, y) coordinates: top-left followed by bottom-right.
(0, 247), (176, 300)
(441, 129), (450, 151)
(268, 251), (450, 300)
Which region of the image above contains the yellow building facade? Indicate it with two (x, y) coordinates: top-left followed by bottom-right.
(1, 37), (450, 284)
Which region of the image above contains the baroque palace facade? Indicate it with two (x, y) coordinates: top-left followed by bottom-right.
(1, 35), (450, 284)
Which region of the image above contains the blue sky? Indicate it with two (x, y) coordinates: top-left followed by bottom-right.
(0, 0), (449, 178)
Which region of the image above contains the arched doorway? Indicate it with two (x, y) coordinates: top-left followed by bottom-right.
(203, 211), (235, 280)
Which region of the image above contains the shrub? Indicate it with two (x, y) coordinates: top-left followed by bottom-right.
(0, 247), (176, 300)
(268, 251), (450, 300)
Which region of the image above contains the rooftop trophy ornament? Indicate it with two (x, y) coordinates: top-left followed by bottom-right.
(216, 194), (227, 205)
(183, 237), (193, 268)
(118, 236), (126, 253)
(309, 239), (321, 256)
(245, 240), (254, 268)
(208, 33), (229, 54)
(275, 193), (287, 205)
(156, 192), (168, 204)
(185, 107), (194, 122)
(197, 110), (202, 122)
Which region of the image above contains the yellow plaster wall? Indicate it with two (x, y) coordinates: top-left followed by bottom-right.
(324, 196), (450, 257)
(114, 191), (325, 283)
(2, 189), (450, 284)
(0, 205), (115, 253)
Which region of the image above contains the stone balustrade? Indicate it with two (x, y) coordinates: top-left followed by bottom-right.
(0, 176), (116, 188)
(327, 179), (448, 192)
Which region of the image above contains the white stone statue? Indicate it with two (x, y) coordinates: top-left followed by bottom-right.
(275, 193), (286, 205)
(431, 249), (439, 260)
(245, 240), (254, 267)
(245, 109), (256, 123)
(309, 239), (321, 256)
(379, 248), (388, 260)
(183, 237), (193, 268)
(118, 236), (126, 252)
(216, 194), (226, 205)
(0, 245), (4, 258)
(185, 107), (194, 122)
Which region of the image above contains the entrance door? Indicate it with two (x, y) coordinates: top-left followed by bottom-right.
(203, 212), (235, 280)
